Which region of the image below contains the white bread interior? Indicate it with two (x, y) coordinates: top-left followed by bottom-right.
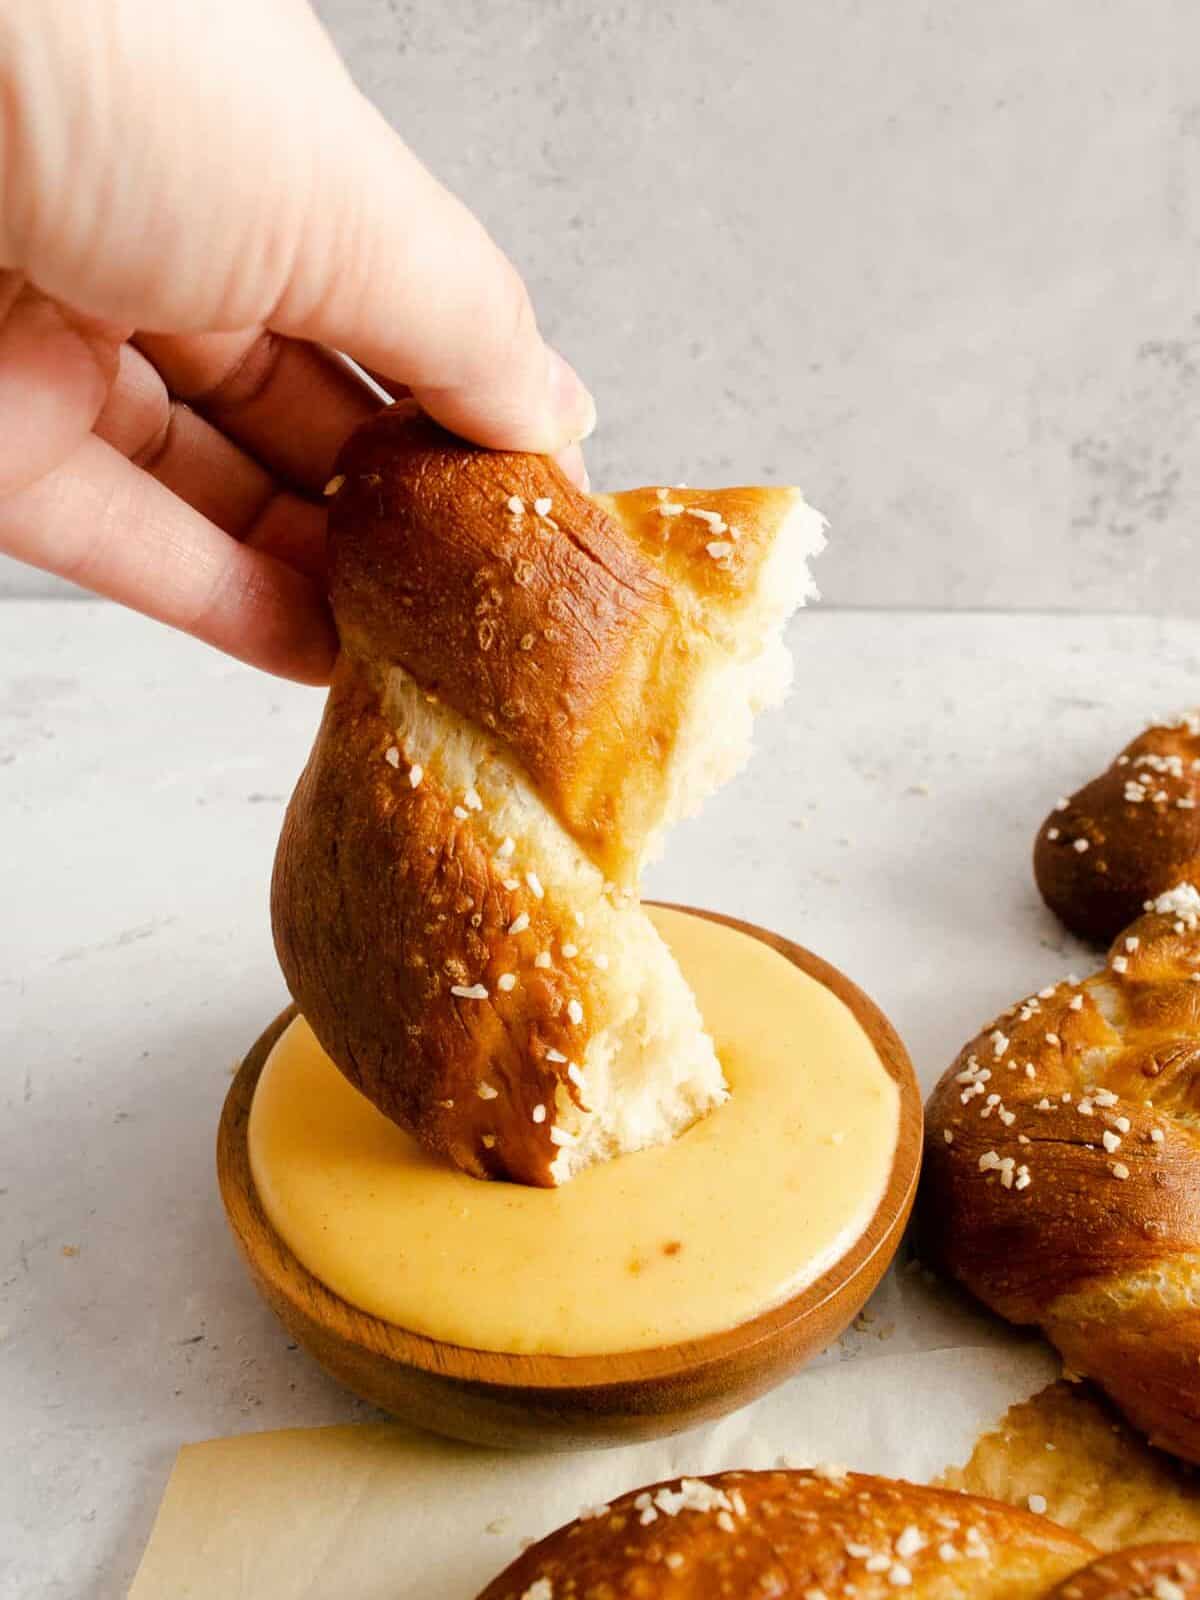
(379, 487), (824, 1182)
(623, 492), (827, 863)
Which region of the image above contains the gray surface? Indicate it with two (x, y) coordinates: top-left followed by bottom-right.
(3, 0), (1199, 611)
(3, 599), (1200, 1595)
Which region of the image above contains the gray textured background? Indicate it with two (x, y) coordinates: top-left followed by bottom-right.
(4, 0), (1198, 610)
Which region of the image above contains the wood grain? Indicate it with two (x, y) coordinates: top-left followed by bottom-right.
(217, 903), (922, 1450)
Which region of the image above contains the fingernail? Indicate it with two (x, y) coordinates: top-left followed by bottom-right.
(546, 347), (597, 443)
(554, 441), (589, 492)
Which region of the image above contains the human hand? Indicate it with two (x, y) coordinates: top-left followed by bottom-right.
(0, 0), (595, 682)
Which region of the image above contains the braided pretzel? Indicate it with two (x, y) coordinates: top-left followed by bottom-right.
(476, 1466), (1121, 1599)
(1034, 713), (1200, 944)
(921, 882), (1200, 1462)
(272, 406), (824, 1185)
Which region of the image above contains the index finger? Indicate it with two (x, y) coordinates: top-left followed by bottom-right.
(265, 91), (597, 454)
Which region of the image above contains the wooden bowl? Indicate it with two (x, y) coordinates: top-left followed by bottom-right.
(217, 905), (922, 1450)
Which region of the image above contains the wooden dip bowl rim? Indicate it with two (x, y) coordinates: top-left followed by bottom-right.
(217, 903), (923, 1449)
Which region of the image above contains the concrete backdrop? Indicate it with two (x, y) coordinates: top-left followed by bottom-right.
(4, 0), (1198, 612)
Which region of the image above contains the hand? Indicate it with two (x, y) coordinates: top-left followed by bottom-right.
(0, 0), (595, 683)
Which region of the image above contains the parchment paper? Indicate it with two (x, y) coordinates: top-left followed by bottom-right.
(129, 1326), (1059, 1599)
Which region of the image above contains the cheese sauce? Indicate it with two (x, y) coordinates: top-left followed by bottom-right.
(248, 906), (900, 1355)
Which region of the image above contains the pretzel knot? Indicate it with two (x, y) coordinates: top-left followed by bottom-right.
(272, 406), (824, 1187)
(1035, 712), (1200, 944)
(922, 883), (1200, 1462)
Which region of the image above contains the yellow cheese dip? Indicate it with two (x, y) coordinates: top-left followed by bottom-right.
(248, 905), (899, 1356)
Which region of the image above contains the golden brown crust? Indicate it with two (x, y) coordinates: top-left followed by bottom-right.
(477, 1469), (1095, 1600)
(328, 407), (667, 887)
(920, 892), (1200, 1461)
(1034, 716), (1200, 944)
(1045, 1545), (1200, 1600)
(272, 663), (597, 1186)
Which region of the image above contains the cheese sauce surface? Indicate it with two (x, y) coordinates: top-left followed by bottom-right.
(248, 906), (900, 1355)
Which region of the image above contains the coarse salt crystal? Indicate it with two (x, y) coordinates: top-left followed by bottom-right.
(687, 507), (727, 530)
(1152, 1579), (1187, 1600)
(1148, 883), (1200, 928)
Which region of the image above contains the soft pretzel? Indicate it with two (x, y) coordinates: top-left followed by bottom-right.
(1034, 712), (1200, 943)
(921, 882), (1200, 1462)
(1044, 1546), (1200, 1600)
(272, 406), (825, 1185)
(476, 1467), (1099, 1599)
